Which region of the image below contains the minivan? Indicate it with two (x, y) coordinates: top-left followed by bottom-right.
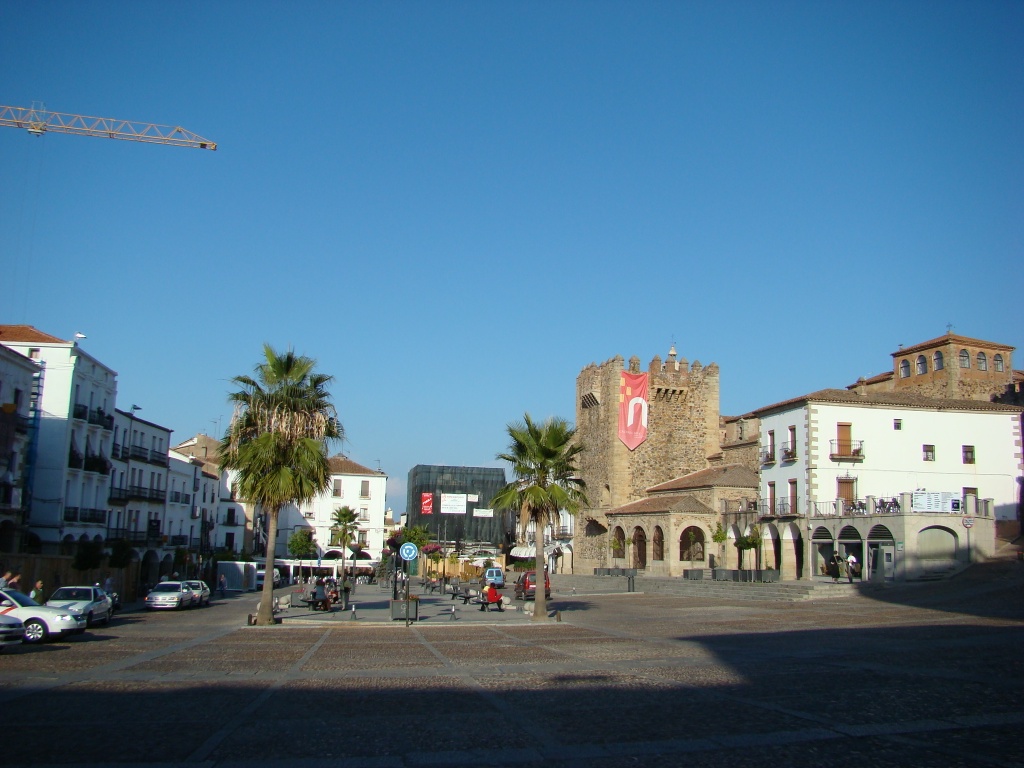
(483, 567), (505, 588)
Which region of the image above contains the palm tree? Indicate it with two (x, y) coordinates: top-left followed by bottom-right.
(219, 344), (341, 626)
(331, 505), (358, 608)
(492, 414), (587, 621)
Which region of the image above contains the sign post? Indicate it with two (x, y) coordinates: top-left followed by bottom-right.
(399, 543), (419, 627)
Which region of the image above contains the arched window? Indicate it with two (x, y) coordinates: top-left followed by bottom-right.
(652, 526), (664, 561)
(916, 355), (927, 375)
(611, 526), (626, 559)
(977, 352), (988, 371)
(959, 349), (970, 368)
(899, 359), (910, 378)
(933, 351), (944, 370)
(994, 354), (1004, 372)
(679, 526), (705, 561)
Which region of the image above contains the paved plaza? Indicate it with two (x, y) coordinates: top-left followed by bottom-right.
(0, 558), (1021, 768)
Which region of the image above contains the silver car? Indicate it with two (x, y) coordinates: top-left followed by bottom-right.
(183, 580), (211, 607)
(46, 585), (114, 626)
(144, 581), (194, 610)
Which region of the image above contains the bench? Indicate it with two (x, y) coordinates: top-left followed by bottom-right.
(472, 595), (507, 612)
(453, 588), (480, 604)
(298, 595), (331, 612)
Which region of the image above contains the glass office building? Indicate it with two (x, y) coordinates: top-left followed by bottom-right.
(405, 465), (513, 550)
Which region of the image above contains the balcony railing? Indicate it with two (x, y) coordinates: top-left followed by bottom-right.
(170, 535), (189, 546)
(779, 442), (797, 462)
(63, 506), (80, 522)
(127, 486), (167, 502)
(14, 414), (30, 434)
(84, 454), (111, 475)
(149, 450), (169, 467)
(80, 508), (108, 524)
(810, 498), (901, 517)
(109, 487), (128, 504)
(130, 445), (149, 461)
(72, 403), (88, 420)
(829, 440), (865, 461)
(552, 526), (573, 538)
(760, 447), (776, 464)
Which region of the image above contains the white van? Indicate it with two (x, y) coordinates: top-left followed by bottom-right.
(484, 567), (505, 588)
(256, 567), (281, 590)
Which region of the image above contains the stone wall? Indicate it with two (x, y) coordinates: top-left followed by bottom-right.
(574, 350), (721, 574)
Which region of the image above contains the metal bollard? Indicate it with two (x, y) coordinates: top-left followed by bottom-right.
(449, 605), (457, 621)
(350, 604), (357, 620)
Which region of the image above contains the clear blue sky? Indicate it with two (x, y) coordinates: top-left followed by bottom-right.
(2, 2), (1021, 513)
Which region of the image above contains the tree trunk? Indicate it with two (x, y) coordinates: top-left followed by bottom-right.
(255, 507), (280, 626)
(532, 511), (547, 621)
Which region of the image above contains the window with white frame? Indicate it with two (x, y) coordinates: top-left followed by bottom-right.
(899, 359), (910, 378)
(934, 351), (944, 370)
(959, 349), (970, 368)
(923, 444), (935, 461)
(916, 355), (927, 374)
(360, 480), (370, 498)
(977, 352), (988, 371)
(994, 354), (1004, 372)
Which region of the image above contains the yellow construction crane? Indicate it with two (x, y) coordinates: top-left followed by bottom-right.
(0, 104), (216, 150)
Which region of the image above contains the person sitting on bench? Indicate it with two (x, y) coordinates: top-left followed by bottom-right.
(479, 583), (504, 612)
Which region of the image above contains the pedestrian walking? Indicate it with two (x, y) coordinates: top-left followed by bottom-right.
(218, 573), (227, 599)
(846, 552), (858, 583)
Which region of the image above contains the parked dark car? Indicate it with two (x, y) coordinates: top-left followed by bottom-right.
(513, 570), (550, 601)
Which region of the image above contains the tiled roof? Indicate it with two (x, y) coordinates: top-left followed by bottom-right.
(0, 324), (67, 343)
(846, 371), (893, 388)
(892, 333), (1015, 357)
(754, 388), (1024, 417)
(647, 464), (759, 493)
(607, 494), (716, 516)
(328, 455), (381, 476)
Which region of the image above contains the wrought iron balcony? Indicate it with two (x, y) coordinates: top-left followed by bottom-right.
(760, 447), (776, 464)
(63, 506), (80, 522)
(829, 440), (865, 461)
(109, 487), (128, 505)
(80, 508), (108, 524)
(72, 403), (88, 420)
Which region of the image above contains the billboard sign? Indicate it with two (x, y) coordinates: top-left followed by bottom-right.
(420, 492), (433, 515)
(440, 493), (467, 514)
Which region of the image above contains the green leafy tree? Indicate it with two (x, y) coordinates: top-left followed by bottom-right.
(72, 540), (104, 575)
(330, 505), (358, 605)
(288, 528), (317, 559)
(219, 344), (341, 626)
(711, 522), (728, 568)
(492, 413), (587, 621)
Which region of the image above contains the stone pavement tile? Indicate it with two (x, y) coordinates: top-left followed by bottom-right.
(632, 662), (751, 687)
(428, 640), (568, 666)
(937, 722), (1024, 765)
(304, 643), (442, 670)
(278, 675), (484, 712)
(221, 627), (326, 644)
(748, 668), (1017, 724)
(320, 628), (440, 644)
(498, 625), (609, 641)
(541, 637), (716, 662)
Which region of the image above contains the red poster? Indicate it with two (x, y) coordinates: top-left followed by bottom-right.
(618, 371), (649, 450)
(421, 492), (433, 515)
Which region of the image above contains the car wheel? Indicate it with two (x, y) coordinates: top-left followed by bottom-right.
(104, 609), (113, 624)
(23, 619), (47, 643)
(85, 611), (94, 627)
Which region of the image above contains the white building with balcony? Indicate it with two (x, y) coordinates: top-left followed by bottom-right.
(0, 325), (118, 553)
(0, 344), (40, 551)
(272, 456), (388, 571)
(754, 388), (1023, 582)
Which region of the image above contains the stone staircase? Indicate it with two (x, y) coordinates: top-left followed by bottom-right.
(551, 573), (859, 602)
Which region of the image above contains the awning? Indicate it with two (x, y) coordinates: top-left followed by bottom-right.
(509, 543), (559, 558)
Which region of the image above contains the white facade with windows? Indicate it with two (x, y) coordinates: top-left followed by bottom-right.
(756, 389), (1023, 581)
(0, 328), (118, 552)
(0, 345), (39, 548)
(272, 456), (388, 568)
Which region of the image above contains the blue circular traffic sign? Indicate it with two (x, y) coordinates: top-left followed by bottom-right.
(399, 542), (419, 561)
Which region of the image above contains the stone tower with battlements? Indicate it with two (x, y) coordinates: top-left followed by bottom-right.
(573, 347), (721, 572)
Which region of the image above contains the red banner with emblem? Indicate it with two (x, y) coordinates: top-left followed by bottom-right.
(618, 371), (649, 450)
(421, 492), (433, 515)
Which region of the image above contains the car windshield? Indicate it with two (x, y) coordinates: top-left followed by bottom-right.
(50, 588), (92, 601)
(2, 590), (38, 607)
(152, 583), (182, 593)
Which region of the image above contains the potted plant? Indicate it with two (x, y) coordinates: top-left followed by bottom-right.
(390, 594), (419, 621)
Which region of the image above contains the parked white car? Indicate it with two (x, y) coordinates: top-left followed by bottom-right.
(183, 580), (211, 607)
(0, 589), (87, 643)
(144, 581), (194, 610)
(0, 613), (25, 651)
(46, 585), (114, 626)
